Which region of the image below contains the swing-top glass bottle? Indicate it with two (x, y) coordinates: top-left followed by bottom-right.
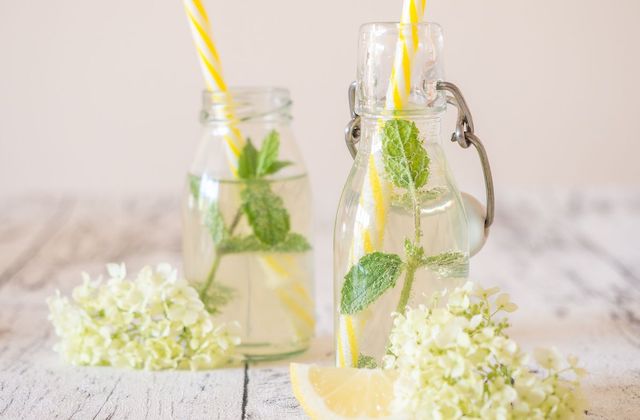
(334, 23), (495, 367)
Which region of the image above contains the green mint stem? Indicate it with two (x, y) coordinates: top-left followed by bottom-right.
(396, 186), (421, 315)
(413, 190), (421, 244)
(395, 263), (417, 314)
(200, 253), (222, 302)
(228, 207), (243, 233)
(200, 207), (243, 303)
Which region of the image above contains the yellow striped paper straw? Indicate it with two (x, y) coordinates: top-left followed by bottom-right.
(183, 0), (244, 173)
(261, 255), (316, 339)
(183, 0), (315, 339)
(387, 0), (427, 109)
(337, 0), (427, 368)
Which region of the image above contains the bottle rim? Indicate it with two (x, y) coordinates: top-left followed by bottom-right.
(200, 86), (292, 124)
(359, 21), (444, 32)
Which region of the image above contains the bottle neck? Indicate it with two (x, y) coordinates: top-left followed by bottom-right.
(356, 22), (447, 117)
(360, 116), (443, 145)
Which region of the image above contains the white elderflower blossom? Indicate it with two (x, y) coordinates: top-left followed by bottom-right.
(384, 281), (587, 420)
(47, 264), (239, 371)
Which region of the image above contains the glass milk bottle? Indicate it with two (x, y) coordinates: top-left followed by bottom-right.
(334, 23), (495, 367)
(183, 88), (314, 360)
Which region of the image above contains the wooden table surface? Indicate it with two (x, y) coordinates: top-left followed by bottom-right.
(1, 190), (639, 419)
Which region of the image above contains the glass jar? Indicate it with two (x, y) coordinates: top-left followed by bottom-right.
(183, 87), (314, 361)
(334, 23), (475, 368)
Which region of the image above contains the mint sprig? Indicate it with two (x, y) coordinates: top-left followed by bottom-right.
(340, 119), (465, 318)
(190, 131), (311, 312)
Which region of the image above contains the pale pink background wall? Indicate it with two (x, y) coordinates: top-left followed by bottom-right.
(1, 0), (638, 222)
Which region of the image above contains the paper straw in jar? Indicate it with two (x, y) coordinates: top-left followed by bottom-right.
(182, 0), (245, 173)
(337, 0), (427, 368)
(183, 0), (315, 338)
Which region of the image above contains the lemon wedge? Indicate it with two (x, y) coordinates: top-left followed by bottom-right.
(290, 363), (398, 419)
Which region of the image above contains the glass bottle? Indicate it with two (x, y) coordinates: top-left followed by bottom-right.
(183, 87), (314, 361)
(334, 23), (494, 367)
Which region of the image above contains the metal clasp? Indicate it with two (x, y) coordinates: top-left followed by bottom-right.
(437, 81), (494, 232)
(344, 82), (360, 158)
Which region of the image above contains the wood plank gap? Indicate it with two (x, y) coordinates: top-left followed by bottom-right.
(0, 197), (75, 287)
(241, 362), (249, 420)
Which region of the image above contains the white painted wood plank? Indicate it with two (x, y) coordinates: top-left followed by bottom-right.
(244, 336), (333, 420)
(0, 295), (245, 419)
(0, 198), (245, 420)
(472, 190), (640, 419)
(0, 197), (73, 286)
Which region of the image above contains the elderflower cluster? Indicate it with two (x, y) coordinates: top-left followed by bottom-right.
(383, 282), (587, 420)
(47, 263), (239, 371)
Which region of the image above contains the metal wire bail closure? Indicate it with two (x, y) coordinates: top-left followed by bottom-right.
(344, 82), (361, 159)
(343, 80), (495, 237)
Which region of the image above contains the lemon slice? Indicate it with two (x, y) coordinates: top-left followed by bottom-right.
(290, 363), (398, 419)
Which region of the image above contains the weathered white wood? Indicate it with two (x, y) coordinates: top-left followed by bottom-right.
(0, 303), (245, 419)
(0, 197), (73, 287)
(244, 336), (333, 420)
(0, 198), (244, 420)
(0, 191), (639, 419)
(472, 189), (640, 419)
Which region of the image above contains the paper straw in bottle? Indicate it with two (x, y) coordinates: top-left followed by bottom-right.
(183, 0), (314, 339)
(337, 0), (427, 368)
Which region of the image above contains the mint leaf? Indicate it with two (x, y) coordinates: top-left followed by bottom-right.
(204, 203), (227, 244)
(357, 354), (378, 369)
(238, 139), (259, 179)
(219, 232), (311, 254)
(257, 131), (292, 177)
(392, 187), (445, 210)
(263, 160), (292, 176)
(421, 251), (468, 278)
(188, 174), (201, 200)
(218, 235), (262, 254)
(269, 232), (311, 252)
(382, 119), (430, 190)
(340, 252), (404, 315)
(200, 282), (235, 315)
(241, 182), (290, 245)
(256, 130), (279, 177)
